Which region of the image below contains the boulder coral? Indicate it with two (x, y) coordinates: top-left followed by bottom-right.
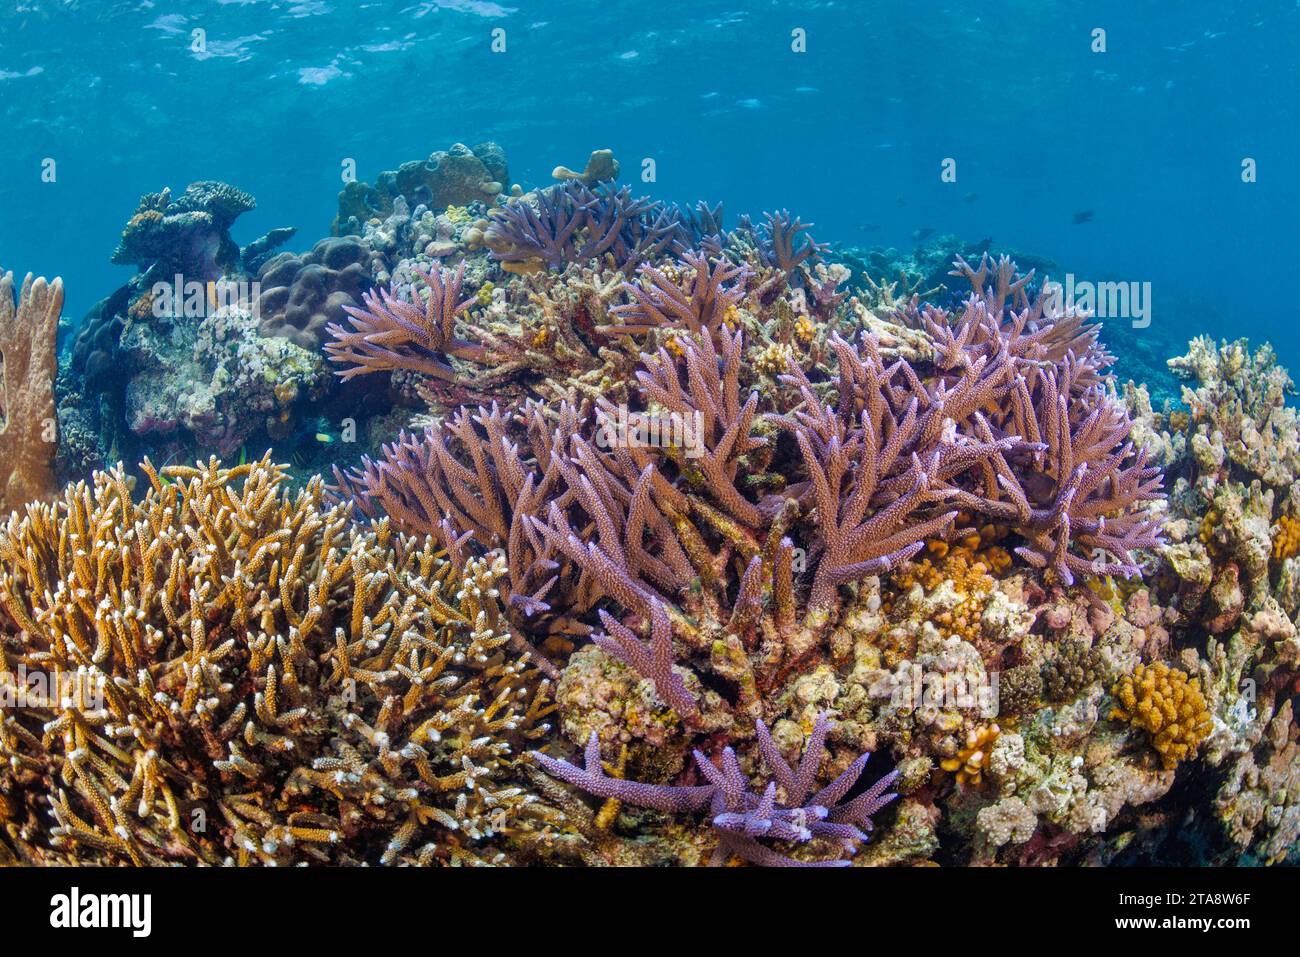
(332, 142), (507, 236)
(254, 236), (376, 350)
(112, 181), (256, 279)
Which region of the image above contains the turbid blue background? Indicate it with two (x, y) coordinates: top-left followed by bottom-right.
(0, 0), (1295, 372)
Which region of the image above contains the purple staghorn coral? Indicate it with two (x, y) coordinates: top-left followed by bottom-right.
(324, 261), (484, 381)
(591, 600), (697, 717)
(330, 401), (600, 675)
(777, 350), (996, 610)
(892, 253), (1165, 582)
(669, 199), (728, 256)
(334, 251), (1166, 729)
(720, 209), (830, 304)
(630, 326), (766, 527)
(760, 209), (829, 275)
(601, 250), (750, 341)
(531, 712), (898, 866)
(914, 253), (1114, 387)
(484, 181), (678, 273)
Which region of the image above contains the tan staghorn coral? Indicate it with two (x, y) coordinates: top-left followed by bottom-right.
(1109, 662), (1211, 770)
(0, 455), (557, 865)
(0, 270), (62, 512)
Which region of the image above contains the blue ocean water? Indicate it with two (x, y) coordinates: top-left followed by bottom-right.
(0, 0), (1296, 378)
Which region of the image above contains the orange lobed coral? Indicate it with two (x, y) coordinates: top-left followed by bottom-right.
(1271, 514), (1300, 561)
(941, 723), (1001, 786)
(1110, 662), (1212, 771)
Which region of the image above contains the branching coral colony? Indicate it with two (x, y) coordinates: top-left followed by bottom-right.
(0, 456), (557, 865)
(311, 172), (1209, 867)
(6, 168), (1297, 866)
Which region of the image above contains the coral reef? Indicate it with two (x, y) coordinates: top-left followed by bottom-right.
(484, 180), (679, 275)
(112, 182), (257, 279)
(117, 302), (328, 457)
(321, 233), (1226, 866)
(13, 146), (1300, 868)
(337, 253), (1165, 733)
(56, 182), (392, 482)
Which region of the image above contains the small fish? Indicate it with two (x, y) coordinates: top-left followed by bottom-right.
(911, 227), (935, 243)
(858, 223), (882, 233)
(895, 197), (907, 208)
(963, 191), (980, 204)
(1072, 210), (1095, 225)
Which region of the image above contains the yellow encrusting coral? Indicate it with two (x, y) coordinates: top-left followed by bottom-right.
(1198, 509), (1223, 557)
(888, 545), (1007, 645)
(1109, 662), (1212, 771)
(0, 455), (557, 865)
(754, 341), (795, 376)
